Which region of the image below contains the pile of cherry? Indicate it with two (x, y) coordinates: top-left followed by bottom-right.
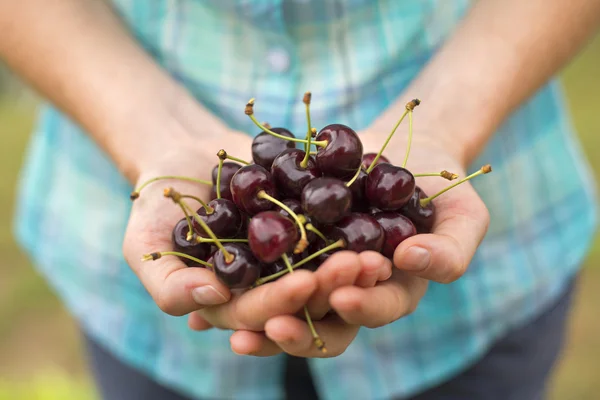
(133, 94), (491, 352)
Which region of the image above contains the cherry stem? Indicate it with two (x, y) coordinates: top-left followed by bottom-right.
(414, 170), (459, 180)
(180, 194), (214, 214)
(420, 164), (492, 207)
(345, 164), (363, 187)
(257, 190), (309, 254)
(217, 148), (249, 166)
(245, 98), (327, 148)
(302, 92), (312, 157)
(282, 254), (327, 354)
(130, 176), (211, 200)
(196, 237), (248, 244)
(216, 158), (224, 199)
(253, 239), (345, 286)
(164, 188), (234, 263)
(402, 101), (420, 168)
(306, 223), (328, 243)
(366, 99), (420, 174)
(178, 202), (195, 241)
(141, 251), (213, 268)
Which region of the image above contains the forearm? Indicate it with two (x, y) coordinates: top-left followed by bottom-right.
(0, 0), (226, 183)
(375, 0), (600, 166)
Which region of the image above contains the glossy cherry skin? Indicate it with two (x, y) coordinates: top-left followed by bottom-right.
(172, 218), (210, 267)
(213, 243), (262, 289)
(365, 163), (415, 210)
(271, 148), (321, 199)
(278, 199), (303, 218)
(315, 124), (363, 178)
(325, 213), (385, 253)
(400, 186), (436, 234)
(247, 211), (299, 263)
(361, 153), (389, 171)
(301, 177), (352, 225)
(230, 164), (277, 215)
(252, 128), (296, 170)
(373, 212), (417, 258)
(210, 162), (242, 201)
(193, 198), (243, 239)
(348, 169), (368, 212)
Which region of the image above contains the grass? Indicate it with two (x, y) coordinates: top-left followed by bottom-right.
(0, 33), (599, 398)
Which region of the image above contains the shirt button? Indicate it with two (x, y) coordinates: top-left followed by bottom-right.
(266, 48), (291, 73)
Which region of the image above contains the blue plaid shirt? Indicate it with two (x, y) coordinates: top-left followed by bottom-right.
(13, 1), (598, 399)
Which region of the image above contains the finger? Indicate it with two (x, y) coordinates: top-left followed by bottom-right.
(355, 251), (392, 288)
(306, 251), (362, 319)
(199, 269), (317, 330)
(264, 314), (359, 358)
(188, 311), (214, 331)
(229, 330), (282, 357)
(329, 271), (428, 328)
(393, 184), (490, 283)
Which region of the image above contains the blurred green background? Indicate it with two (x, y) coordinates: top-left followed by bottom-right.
(1, 35), (599, 399)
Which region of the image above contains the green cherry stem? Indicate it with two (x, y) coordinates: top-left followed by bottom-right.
(366, 99), (420, 174)
(180, 194), (214, 214)
(217, 149), (250, 166)
(420, 165), (492, 207)
(257, 190), (309, 253)
(141, 251), (213, 268)
(245, 99), (328, 148)
(164, 187), (234, 263)
(402, 104), (416, 168)
(130, 176), (211, 200)
(282, 254), (327, 354)
(306, 223), (328, 243)
(216, 157), (224, 200)
(302, 91), (312, 155)
(414, 170), (459, 180)
(178, 201), (195, 241)
(253, 239), (346, 286)
(345, 164), (363, 187)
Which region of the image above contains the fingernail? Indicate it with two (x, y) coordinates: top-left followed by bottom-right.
(192, 286), (228, 306)
(401, 246), (430, 271)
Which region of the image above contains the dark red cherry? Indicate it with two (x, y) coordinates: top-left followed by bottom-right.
(365, 163), (415, 210)
(193, 198), (243, 239)
(271, 148), (321, 199)
(361, 153), (389, 171)
(306, 238), (335, 266)
(278, 199), (303, 219)
(213, 244), (262, 289)
(325, 213), (384, 253)
(400, 186), (436, 234)
(348, 169), (368, 212)
(252, 128), (296, 170)
(172, 218), (210, 267)
(210, 162), (242, 201)
(260, 252), (310, 277)
(373, 212), (417, 258)
(230, 164), (277, 215)
(247, 211), (299, 263)
(367, 206), (382, 215)
(315, 124), (363, 178)
(301, 177), (352, 225)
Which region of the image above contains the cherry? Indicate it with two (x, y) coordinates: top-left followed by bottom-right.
(171, 218), (210, 267)
(314, 124), (363, 178)
(230, 164), (277, 215)
(210, 162), (242, 201)
(348, 169), (368, 212)
(193, 198), (243, 239)
(362, 153), (389, 171)
(365, 163), (415, 210)
(301, 177), (352, 225)
(373, 212), (417, 258)
(213, 243), (262, 289)
(247, 211), (299, 263)
(260, 252), (311, 278)
(271, 148), (321, 199)
(278, 199), (303, 219)
(400, 186), (435, 234)
(325, 213), (385, 253)
(252, 128), (296, 169)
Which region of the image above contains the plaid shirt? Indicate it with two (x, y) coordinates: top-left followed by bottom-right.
(13, 1), (598, 399)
